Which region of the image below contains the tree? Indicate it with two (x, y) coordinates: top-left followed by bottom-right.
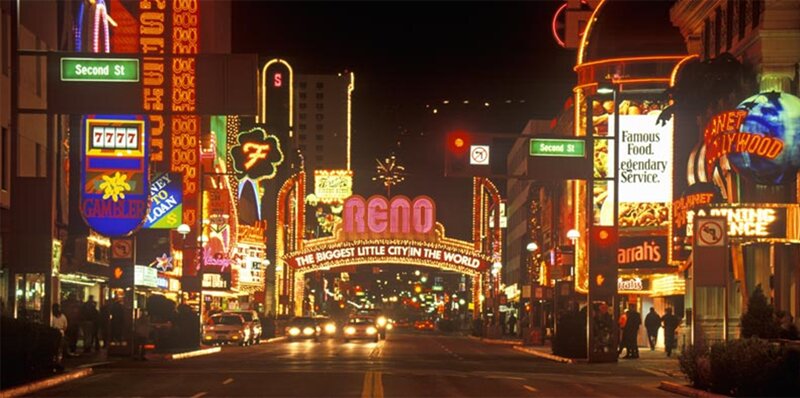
(741, 285), (779, 339)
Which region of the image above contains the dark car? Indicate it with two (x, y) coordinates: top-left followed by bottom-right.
(285, 317), (320, 341)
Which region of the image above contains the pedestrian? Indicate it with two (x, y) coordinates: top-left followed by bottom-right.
(134, 311), (152, 360)
(97, 300), (110, 350)
(80, 295), (99, 353)
(265, 311), (276, 339)
(621, 303), (641, 359)
(62, 293), (81, 356)
(51, 303), (69, 363)
(662, 307), (681, 357)
(644, 307), (662, 351)
(617, 310), (627, 356)
(507, 313), (517, 337)
(110, 297), (125, 343)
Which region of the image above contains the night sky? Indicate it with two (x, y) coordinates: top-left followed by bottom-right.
(232, 1), (577, 240)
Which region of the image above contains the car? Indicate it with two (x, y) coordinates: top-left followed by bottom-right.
(414, 319), (435, 331)
(355, 309), (389, 339)
(285, 317), (320, 341)
(343, 316), (380, 343)
(227, 310), (262, 344)
(395, 318), (412, 329)
(314, 316), (338, 338)
(203, 314), (252, 346)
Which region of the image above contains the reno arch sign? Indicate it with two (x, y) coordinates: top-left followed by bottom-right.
(343, 195), (436, 239)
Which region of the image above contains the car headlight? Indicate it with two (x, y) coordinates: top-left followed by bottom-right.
(324, 323), (336, 334)
(386, 323), (393, 330)
(376, 317), (387, 327)
(232, 334), (240, 340)
(303, 327), (315, 336)
(345, 326), (356, 335)
(367, 326), (377, 335)
(289, 327), (301, 336)
(204, 335), (213, 340)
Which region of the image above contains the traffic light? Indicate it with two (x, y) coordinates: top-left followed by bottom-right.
(590, 225), (618, 264)
(445, 131), (471, 176)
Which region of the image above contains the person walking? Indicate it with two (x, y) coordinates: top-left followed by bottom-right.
(644, 307), (662, 351)
(617, 310), (628, 356)
(507, 313), (517, 337)
(134, 311), (152, 360)
(622, 303), (641, 358)
(62, 293), (81, 356)
(80, 295), (99, 353)
(51, 303), (69, 364)
(662, 308), (681, 357)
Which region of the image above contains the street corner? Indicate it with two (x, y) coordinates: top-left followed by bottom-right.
(0, 368), (93, 398)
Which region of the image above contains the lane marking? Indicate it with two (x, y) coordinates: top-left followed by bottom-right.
(639, 368), (664, 377)
(374, 371), (384, 398)
(190, 392), (207, 398)
(222, 378), (234, 385)
(524, 384), (538, 392)
(361, 371), (373, 398)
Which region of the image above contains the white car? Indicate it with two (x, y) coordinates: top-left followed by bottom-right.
(343, 317), (379, 343)
(203, 314), (252, 346)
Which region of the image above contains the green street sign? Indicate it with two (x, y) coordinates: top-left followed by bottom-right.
(60, 57), (139, 82)
(529, 138), (586, 158)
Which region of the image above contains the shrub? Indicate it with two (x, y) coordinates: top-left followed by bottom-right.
(741, 285), (779, 339)
(679, 338), (800, 396)
(0, 316), (61, 389)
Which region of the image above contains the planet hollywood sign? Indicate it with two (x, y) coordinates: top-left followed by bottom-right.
(286, 242), (489, 272)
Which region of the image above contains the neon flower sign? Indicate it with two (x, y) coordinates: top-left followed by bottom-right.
(230, 127), (284, 182)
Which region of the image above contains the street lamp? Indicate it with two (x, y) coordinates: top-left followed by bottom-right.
(177, 223), (191, 238)
(491, 261), (502, 277)
(567, 229), (581, 245)
(526, 242), (539, 253)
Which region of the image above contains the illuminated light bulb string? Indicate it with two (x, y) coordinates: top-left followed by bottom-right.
(75, 0), (117, 53)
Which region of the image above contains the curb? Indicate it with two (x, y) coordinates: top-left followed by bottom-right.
(467, 335), (523, 346)
(659, 381), (729, 398)
(0, 368), (93, 398)
(169, 346), (222, 360)
(513, 345), (578, 364)
(265, 336), (286, 343)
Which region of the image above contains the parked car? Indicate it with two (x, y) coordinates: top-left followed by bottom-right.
(314, 316), (337, 338)
(227, 310), (262, 344)
(343, 316), (380, 343)
(285, 317), (320, 342)
(203, 314), (251, 346)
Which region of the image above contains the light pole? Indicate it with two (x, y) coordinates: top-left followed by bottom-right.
(526, 242), (539, 343)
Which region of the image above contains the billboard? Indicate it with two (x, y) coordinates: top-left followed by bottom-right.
(79, 115), (149, 237)
(144, 172), (183, 229)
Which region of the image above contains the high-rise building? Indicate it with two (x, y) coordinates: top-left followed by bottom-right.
(293, 73), (354, 173)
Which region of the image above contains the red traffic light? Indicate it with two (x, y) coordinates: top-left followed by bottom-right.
(592, 226), (618, 247)
(447, 131), (470, 154)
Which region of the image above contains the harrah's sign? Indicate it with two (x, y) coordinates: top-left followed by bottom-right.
(343, 195), (436, 239)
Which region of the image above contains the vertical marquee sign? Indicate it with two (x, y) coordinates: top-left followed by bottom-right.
(170, 0), (200, 275)
(139, 0), (168, 165)
(80, 115), (150, 237)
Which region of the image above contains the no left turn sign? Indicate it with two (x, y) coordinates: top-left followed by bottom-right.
(696, 218), (726, 247)
(470, 145), (490, 165)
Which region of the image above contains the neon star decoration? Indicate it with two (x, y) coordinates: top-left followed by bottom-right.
(149, 253), (174, 272)
(230, 127), (284, 182)
(372, 155), (406, 197)
(99, 171), (131, 202)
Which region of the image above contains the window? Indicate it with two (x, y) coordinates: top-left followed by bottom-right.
(1, 127), (9, 192)
(299, 113), (307, 120)
(315, 114), (324, 121)
(315, 145), (323, 151)
(299, 124), (306, 130)
(714, 8), (722, 56)
(299, 145), (306, 151)
(299, 92), (307, 99)
(316, 124), (324, 131)
(315, 93), (324, 100)
(752, 0), (762, 29)
(726, 0), (734, 49)
(315, 103), (324, 110)
(315, 134), (324, 140)
(2, 12), (9, 76)
(299, 103), (307, 110)
(739, 0), (747, 40)
(316, 82), (324, 89)
(315, 155), (323, 162)
(299, 134), (307, 141)
(299, 82), (307, 89)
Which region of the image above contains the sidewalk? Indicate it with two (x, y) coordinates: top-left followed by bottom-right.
(476, 335), (683, 378)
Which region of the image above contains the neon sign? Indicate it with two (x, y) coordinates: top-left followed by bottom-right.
(144, 172), (182, 229)
(314, 170), (353, 204)
(686, 205), (792, 239)
(79, 115), (149, 237)
(139, 0), (166, 164)
(288, 242), (487, 271)
(704, 109), (784, 174)
(230, 127), (284, 182)
(342, 195), (435, 238)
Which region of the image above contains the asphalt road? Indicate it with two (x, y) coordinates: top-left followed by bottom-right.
(30, 330), (675, 397)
